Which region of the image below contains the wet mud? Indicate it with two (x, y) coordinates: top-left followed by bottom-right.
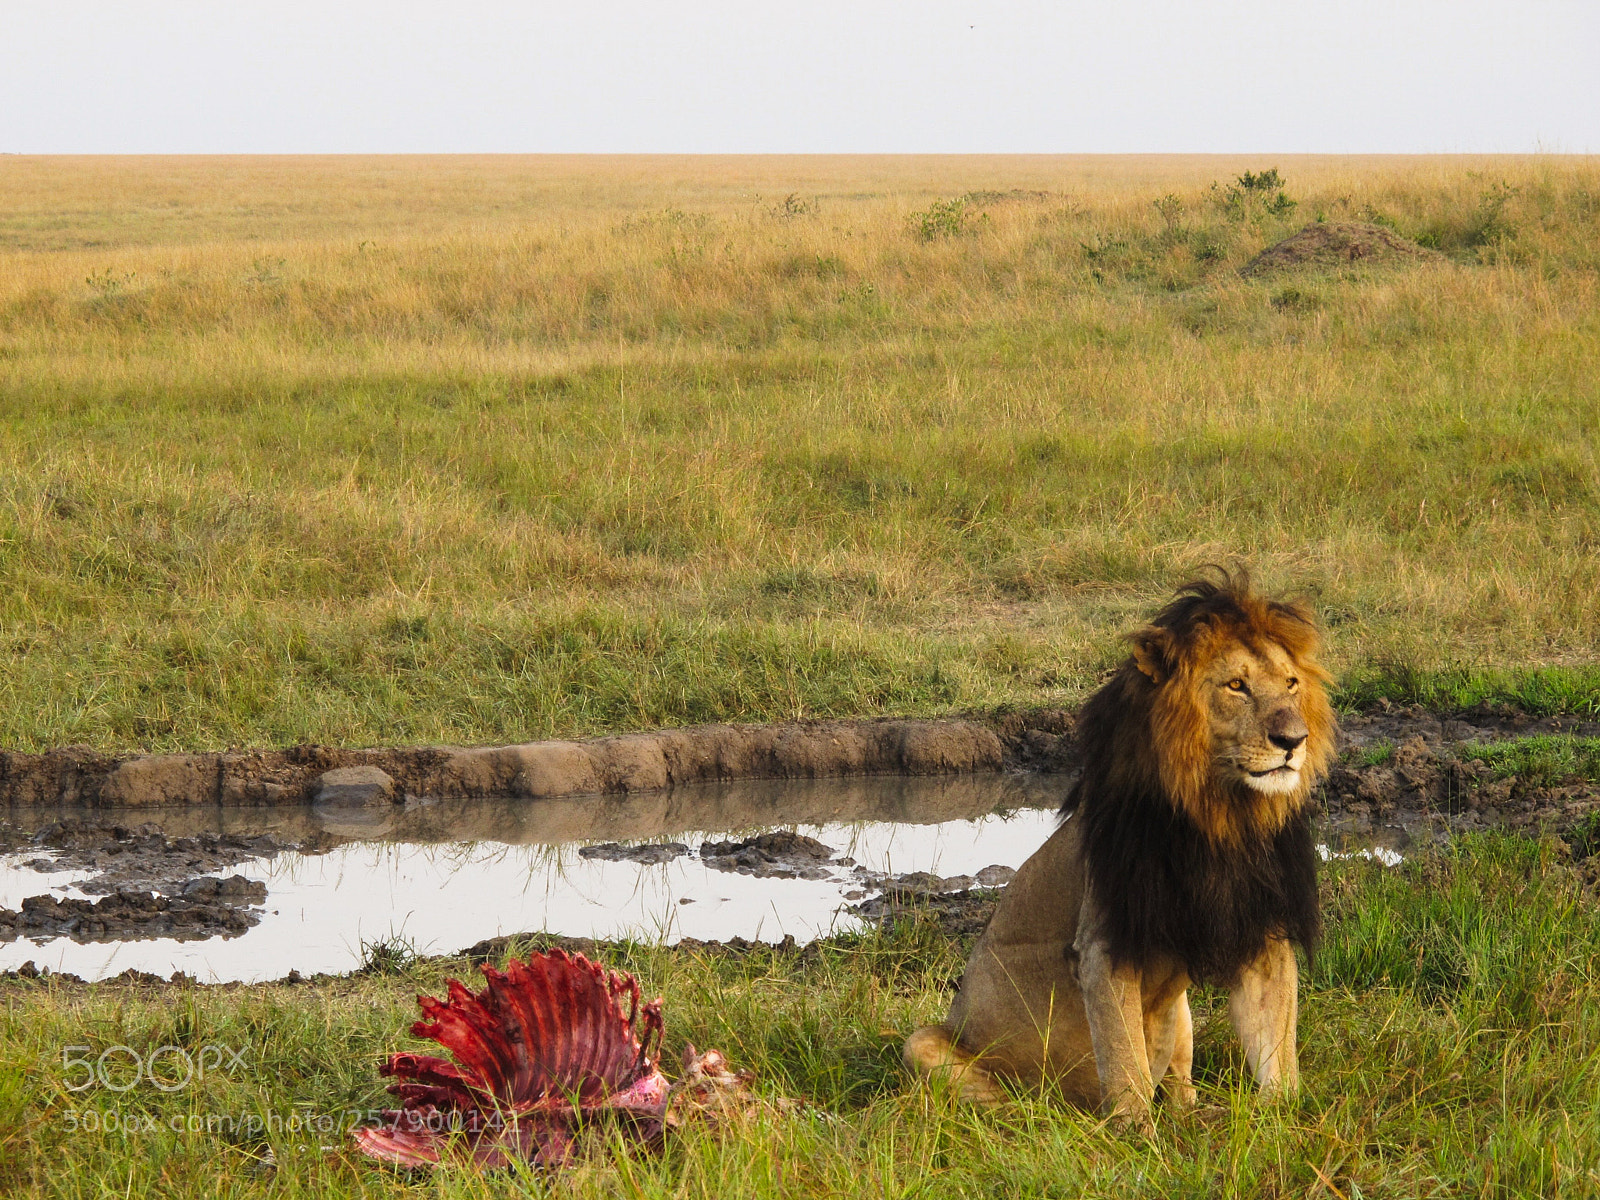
(0, 819), (292, 945)
(3, 819), (289, 895)
(580, 828), (1017, 892)
(0, 877), (267, 945)
(1328, 703), (1600, 836)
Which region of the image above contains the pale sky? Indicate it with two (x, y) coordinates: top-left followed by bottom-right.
(2, 1), (1597, 154)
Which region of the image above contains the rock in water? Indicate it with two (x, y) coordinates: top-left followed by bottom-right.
(313, 766), (397, 806)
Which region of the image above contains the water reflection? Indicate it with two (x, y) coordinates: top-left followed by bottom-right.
(0, 773), (1064, 983)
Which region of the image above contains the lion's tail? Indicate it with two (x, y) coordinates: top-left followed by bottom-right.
(903, 1025), (1005, 1104)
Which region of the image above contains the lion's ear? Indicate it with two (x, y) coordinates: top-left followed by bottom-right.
(1131, 627), (1173, 682)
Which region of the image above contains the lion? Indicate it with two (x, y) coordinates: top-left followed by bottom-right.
(904, 572), (1336, 1128)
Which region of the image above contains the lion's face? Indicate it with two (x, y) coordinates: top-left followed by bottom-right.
(1131, 584), (1336, 844)
(1200, 640), (1313, 798)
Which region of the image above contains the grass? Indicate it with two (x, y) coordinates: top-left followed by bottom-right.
(1340, 664), (1600, 718)
(1457, 735), (1600, 787)
(3, 832), (1598, 1197)
(1356, 739), (1396, 768)
(1, 153), (1600, 751)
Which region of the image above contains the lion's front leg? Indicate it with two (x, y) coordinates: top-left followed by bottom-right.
(1076, 941), (1155, 1127)
(1228, 936), (1299, 1095)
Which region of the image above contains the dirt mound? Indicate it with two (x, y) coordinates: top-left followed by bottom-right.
(1242, 221), (1440, 277)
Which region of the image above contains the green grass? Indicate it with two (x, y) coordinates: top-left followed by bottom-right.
(1338, 664), (1600, 718)
(1, 156), (1599, 750)
(3, 833), (1599, 1197)
(1355, 739), (1397, 768)
(1457, 735), (1600, 787)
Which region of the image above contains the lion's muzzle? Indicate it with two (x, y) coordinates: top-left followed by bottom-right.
(1265, 706), (1309, 753)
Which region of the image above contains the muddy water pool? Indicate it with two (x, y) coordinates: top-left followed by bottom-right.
(0, 774), (1063, 983)
(0, 770), (1422, 984)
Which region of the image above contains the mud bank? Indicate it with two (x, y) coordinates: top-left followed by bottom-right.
(4, 701), (1596, 829)
(1330, 703), (1600, 835)
(0, 712), (1069, 809)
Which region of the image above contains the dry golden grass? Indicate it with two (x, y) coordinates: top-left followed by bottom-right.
(1, 154), (1598, 749)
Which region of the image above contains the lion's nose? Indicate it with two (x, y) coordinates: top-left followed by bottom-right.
(1266, 708), (1309, 753)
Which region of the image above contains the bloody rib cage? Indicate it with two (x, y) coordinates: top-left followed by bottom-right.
(354, 948), (672, 1169)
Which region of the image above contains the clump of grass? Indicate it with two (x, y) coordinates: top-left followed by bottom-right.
(1568, 810), (1600, 860)
(1356, 738), (1395, 767)
(1269, 284), (1321, 311)
(1456, 734), (1600, 787)
(357, 934), (422, 976)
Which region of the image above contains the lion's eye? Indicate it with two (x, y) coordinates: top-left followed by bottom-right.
(1286, 677), (1299, 692)
(1225, 678), (1247, 693)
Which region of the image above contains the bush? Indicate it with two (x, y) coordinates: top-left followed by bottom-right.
(909, 198), (985, 241)
(1417, 181), (1520, 254)
(1212, 168), (1298, 220)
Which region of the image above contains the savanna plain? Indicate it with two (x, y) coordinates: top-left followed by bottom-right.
(4, 155), (1600, 1197)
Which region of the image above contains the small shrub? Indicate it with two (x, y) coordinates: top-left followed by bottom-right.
(909, 198), (985, 241)
(1417, 182), (1520, 253)
(84, 268), (138, 298)
(1270, 286), (1322, 312)
(1152, 193), (1184, 233)
(1236, 168), (1286, 194)
(1467, 181), (1519, 246)
(1264, 191), (1298, 216)
(1191, 232), (1229, 263)
(1211, 168), (1297, 221)
(767, 193), (818, 221)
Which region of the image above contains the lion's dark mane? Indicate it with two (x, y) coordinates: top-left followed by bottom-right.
(1061, 661), (1321, 987)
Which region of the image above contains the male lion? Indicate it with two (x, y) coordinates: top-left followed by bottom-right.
(904, 573), (1335, 1127)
